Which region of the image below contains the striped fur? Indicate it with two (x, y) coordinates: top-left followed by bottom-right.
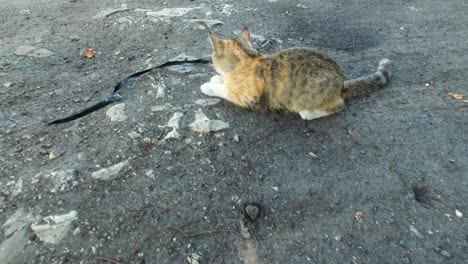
(343, 58), (392, 99)
(201, 28), (392, 120)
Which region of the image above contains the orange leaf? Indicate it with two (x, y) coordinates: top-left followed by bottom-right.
(448, 92), (464, 100)
(84, 48), (95, 58)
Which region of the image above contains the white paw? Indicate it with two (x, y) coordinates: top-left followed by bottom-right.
(299, 110), (330, 120)
(210, 75), (223, 84)
(200, 82), (216, 96)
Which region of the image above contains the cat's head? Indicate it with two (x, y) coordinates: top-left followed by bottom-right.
(208, 27), (258, 74)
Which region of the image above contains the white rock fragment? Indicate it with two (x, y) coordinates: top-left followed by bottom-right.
(167, 65), (194, 73)
(2, 208), (36, 237)
(186, 253), (202, 264)
(233, 134), (240, 142)
(147, 7), (198, 18)
(15, 46), (53, 58)
(31, 211), (78, 244)
(92, 4), (129, 19)
(106, 103), (127, 122)
(195, 98), (221, 107)
(48, 149), (63, 160)
(188, 19), (223, 29)
(91, 160), (129, 181)
(3, 82), (14, 88)
(168, 53), (200, 62)
(128, 131), (141, 139)
(151, 105), (168, 112)
(272, 187), (279, 192)
(222, 4), (234, 15)
(188, 110), (229, 133)
(455, 209), (463, 218)
(409, 225), (424, 238)
(308, 152), (318, 158)
(151, 82), (166, 98)
(145, 170), (155, 179)
(167, 112), (184, 129)
(0, 229), (29, 264)
(10, 177), (23, 198)
(163, 112), (184, 140)
(31, 169), (78, 193)
(164, 129), (181, 140)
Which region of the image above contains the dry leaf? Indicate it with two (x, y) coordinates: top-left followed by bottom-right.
(448, 92), (464, 100)
(84, 48), (95, 58)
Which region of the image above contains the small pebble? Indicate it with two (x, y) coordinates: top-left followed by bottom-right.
(244, 204), (260, 221)
(455, 209), (463, 218)
(441, 250), (451, 258)
(128, 131), (141, 139)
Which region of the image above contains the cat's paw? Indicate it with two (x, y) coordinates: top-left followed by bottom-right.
(210, 75), (223, 84)
(200, 82), (228, 99)
(200, 82), (216, 96)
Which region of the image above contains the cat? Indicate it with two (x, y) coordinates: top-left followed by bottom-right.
(200, 27), (392, 120)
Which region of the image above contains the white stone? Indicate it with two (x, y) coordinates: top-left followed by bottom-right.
(167, 112), (184, 129)
(194, 98), (221, 107)
(164, 128), (181, 140)
(0, 229), (29, 263)
(91, 160), (129, 180)
(308, 152), (318, 158)
(106, 103), (127, 122)
(188, 19), (223, 29)
(3, 82), (13, 88)
(2, 208), (36, 237)
(10, 177), (23, 198)
(151, 105), (168, 112)
(128, 131), (141, 139)
(92, 4), (130, 19)
(31, 169), (78, 193)
(455, 209), (463, 218)
(31, 211), (78, 244)
(147, 7), (198, 18)
(188, 110), (229, 133)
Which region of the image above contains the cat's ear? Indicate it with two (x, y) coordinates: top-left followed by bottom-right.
(208, 32), (222, 51)
(240, 27), (251, 43)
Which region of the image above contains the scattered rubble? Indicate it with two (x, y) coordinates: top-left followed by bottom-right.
(0, 229), (29, 264)
(188, 19), (223, 30)
(147, 7), (199, 18)
(128, 131), (141, 139)
(194, 98), (221, 107)
(31, 211), (78, 244)
(186, 253), (202, 264)
(150, 82), (166, 99)
(31, 169), (78, 193)
(92, 4), (129, 19)
(167, 112), (184, 129)
(188, 110), (229, 133)
(106, 103), (127, 122)
(91, 160), (129, 181)
(2, 208), (37, 237)
(167, 65), (194, 73)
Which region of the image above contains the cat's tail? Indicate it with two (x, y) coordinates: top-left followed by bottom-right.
(343, 58), (391, 99)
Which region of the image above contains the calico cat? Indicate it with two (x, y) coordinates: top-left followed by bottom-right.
(200, 27), (392, 120)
